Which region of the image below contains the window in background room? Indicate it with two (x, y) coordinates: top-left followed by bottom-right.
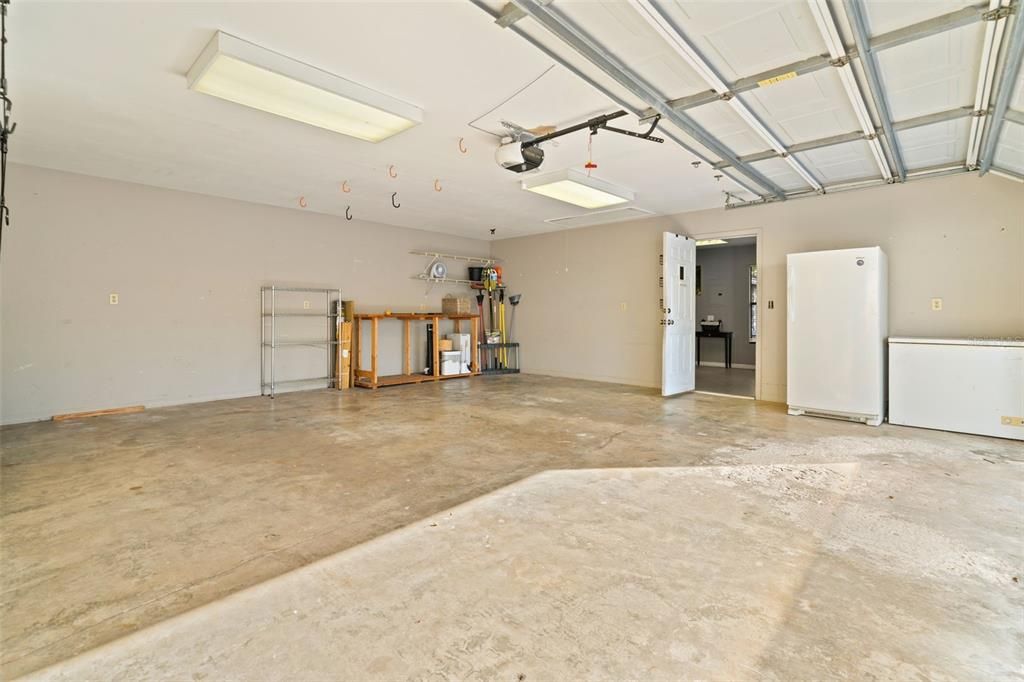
(749, 264), (758, 342)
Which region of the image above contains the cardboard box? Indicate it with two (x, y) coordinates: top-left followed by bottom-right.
(438, 339), (454, 352)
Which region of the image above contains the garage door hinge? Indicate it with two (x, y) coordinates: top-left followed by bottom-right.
(970, 109), (989, 117)
(829, 56), (850, 68)
(982, 6), (1013, 21)
(864, 132), (878, 140)
(718, 91), (735, 101)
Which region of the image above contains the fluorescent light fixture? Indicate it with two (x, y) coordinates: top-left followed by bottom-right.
(695, 239), (728, 246)
(522, 168), (634, 208)
(186, 31), (422, 142)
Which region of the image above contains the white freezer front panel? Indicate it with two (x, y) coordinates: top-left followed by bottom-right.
(889, 338), (1024, 440)
(787, 247), (887, 423)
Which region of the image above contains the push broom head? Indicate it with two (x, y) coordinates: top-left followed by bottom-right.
(509, 294), (522, 306)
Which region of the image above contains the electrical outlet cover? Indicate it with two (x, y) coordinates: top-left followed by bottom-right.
(931, 298), (943, 311)
(109, 293), (119, 305)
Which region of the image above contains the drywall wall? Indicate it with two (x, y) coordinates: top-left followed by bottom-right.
(492, 174), (1024, 403)
(695, 244), (757, 367)
(0, 164), (490, 424)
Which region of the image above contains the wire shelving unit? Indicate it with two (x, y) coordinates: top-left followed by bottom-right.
(261, 286), (341, 398)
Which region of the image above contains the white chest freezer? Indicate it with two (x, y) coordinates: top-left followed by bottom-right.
(889, 337), (1024, 440)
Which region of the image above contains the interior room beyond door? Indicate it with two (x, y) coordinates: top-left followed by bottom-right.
(694, 238), (757, 398)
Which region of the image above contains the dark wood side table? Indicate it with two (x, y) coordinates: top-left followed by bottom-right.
(696, 330), (733, 368)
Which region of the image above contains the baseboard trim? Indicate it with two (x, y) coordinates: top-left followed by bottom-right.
(694, 390), (755, 400)
(697, 362), (756, 370)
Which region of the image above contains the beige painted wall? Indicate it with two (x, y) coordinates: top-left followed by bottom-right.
(493, 174), (1024, 403)
(0, 164), (490, 424)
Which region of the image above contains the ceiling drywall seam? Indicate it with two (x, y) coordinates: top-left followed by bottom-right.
(625, 0), (823, 192)
(978, 1), (1024, 175)
(468, 0), (766, 199)
(505, 0), (790, 200)
(845, 0), (907, 181)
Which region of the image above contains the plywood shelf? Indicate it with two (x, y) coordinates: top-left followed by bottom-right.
(356, 372), (474, 388)
(354, 312), (478, 321)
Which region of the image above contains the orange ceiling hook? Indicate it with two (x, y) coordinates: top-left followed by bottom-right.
(298, 196), (308, 208)
(387, 165), (398, 179)
(458, 137), (468, 154)
(340, 180), (351, 193)
(434, 179), (442, 192)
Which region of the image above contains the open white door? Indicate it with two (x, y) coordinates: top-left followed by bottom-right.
(661, 232), (696, 396)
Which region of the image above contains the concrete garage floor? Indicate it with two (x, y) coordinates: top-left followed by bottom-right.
(696, 365), (755, 398)
(1, 376), (1021, 680)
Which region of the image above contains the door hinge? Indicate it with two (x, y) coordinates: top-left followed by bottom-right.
(829, 56), (850, 67)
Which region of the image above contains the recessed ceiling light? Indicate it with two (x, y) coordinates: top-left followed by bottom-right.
(695, 239), (729, 246)
(186, 32), (422, 143)
(522, 168), (634, 209)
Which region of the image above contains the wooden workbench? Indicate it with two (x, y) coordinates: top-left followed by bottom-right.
(353, 312), (479, 389)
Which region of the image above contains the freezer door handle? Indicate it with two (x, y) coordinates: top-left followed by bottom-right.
(787, 266), (796, 322)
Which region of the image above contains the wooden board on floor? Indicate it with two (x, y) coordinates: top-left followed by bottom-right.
(53, 405), (145, 421)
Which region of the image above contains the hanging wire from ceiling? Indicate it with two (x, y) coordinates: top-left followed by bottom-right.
(466, 65), (556, 139)
(0, 0), (15, 256)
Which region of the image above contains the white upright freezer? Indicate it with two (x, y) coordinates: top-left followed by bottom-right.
(787, 246), (888, 426)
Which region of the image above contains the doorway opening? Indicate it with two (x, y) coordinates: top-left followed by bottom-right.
(694, 235), (758, 399)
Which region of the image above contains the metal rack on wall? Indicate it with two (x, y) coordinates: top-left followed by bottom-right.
(479, 342), (520, 374)
(409, 250), (500, 286)
(261, 286), (342, 398)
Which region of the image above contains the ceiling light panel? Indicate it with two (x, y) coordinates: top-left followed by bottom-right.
(522, 168), (635, 208)
(187, 31), (422, 142)
(545, 206), (654, 229)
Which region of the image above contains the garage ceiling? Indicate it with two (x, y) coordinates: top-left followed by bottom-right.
(10, 1), (1024, 240)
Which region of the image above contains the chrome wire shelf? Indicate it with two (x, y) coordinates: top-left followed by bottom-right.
(261, 286), (341, 398)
